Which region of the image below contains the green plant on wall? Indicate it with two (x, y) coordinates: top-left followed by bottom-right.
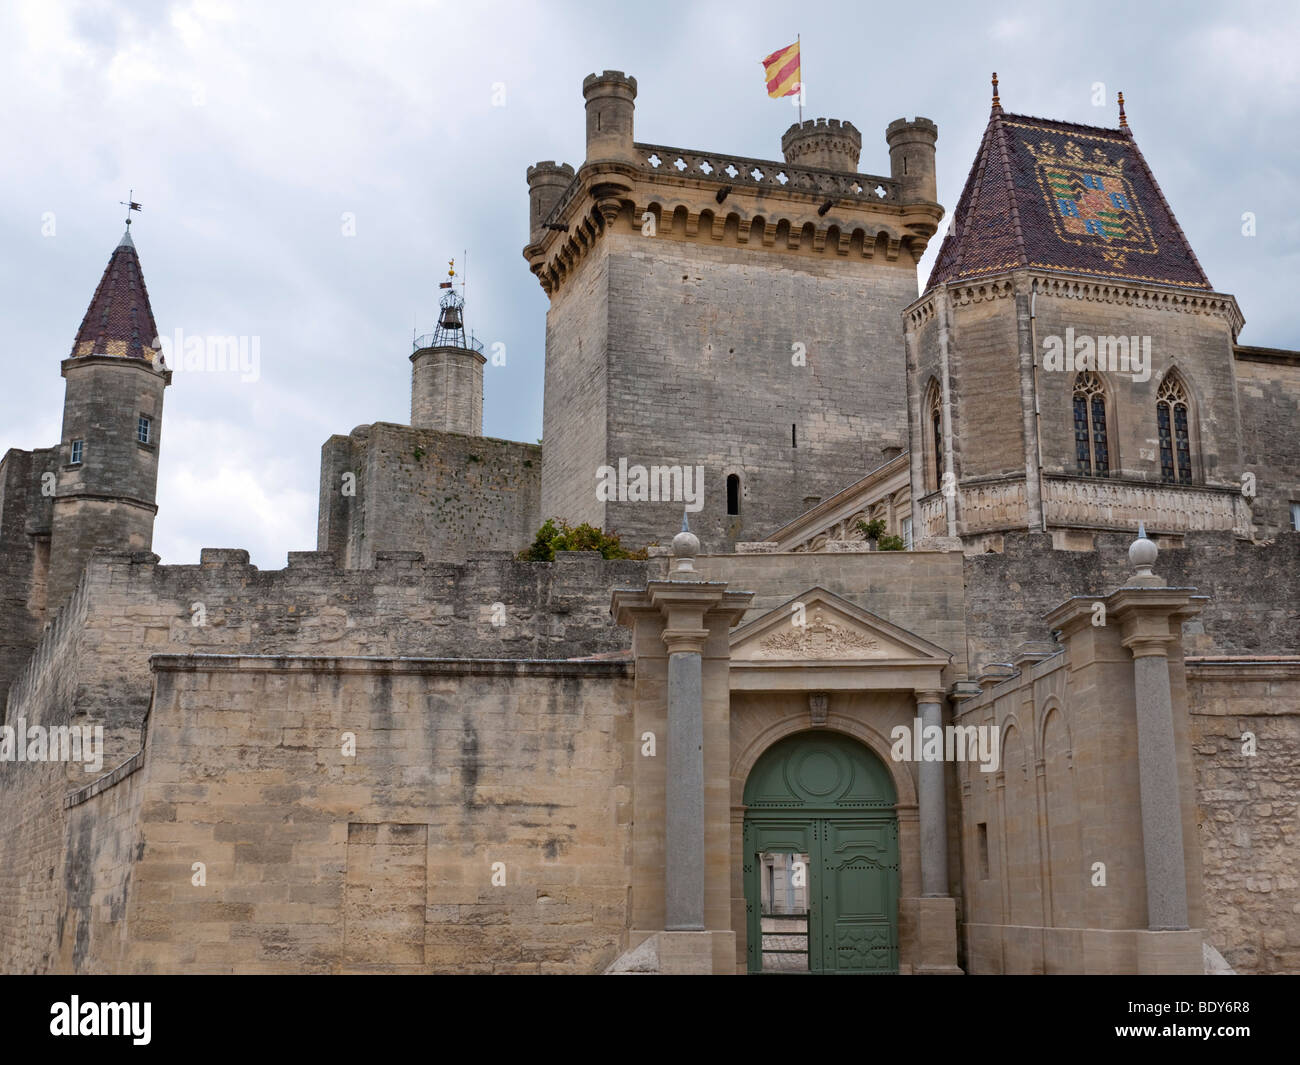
(877, 534), (905, 551)
(857, 517), (887, 542)
(518, 518), (647, 561)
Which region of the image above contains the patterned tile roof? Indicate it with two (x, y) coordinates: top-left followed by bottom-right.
(926, 106), (1211, 291)
(69, 229), (161, 361)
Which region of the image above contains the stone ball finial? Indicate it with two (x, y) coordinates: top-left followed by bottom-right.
(671, 511), (700, 576)
(1129, 521), (1160, 583)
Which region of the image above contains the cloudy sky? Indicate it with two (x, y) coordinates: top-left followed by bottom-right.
(3, 0), (1297, 568)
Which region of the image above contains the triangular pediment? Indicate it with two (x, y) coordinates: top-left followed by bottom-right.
(730, 587), (951, 665)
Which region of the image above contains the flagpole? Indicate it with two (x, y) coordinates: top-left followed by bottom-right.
(797, 33), (802, 123)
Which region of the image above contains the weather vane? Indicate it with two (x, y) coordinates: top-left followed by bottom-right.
(120, 189), (142, 228)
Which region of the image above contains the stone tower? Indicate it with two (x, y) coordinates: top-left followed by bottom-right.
(906, 79), (1251, 552)
(524, 70), (943, 550)
(46, 226), (171, 607)
(410, 285), (485, 435)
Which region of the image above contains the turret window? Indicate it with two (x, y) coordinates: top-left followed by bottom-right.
(1072, 372), (1109, 477)
(137, 415), (152, 445)
(69, 440), (83, 466)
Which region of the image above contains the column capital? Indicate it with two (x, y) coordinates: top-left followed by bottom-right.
(662, 627), (710, 655)
(1108, 587), (1205, 661)
(914, 689), (946, 706)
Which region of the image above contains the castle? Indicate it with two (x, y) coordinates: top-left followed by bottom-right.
(1, 71), (1297, 975)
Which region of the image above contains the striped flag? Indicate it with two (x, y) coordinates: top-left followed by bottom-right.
(761, 40), (801, 98)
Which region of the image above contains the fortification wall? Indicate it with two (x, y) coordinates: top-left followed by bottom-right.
(8, 547), (643, 772)
(962, 530), (1300, 674)
(318, 423), (541, 566)
(0, 575), (92, 973)
(109, 655), (634, 973)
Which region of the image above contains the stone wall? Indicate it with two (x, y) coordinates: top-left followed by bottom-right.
(102, 656), (633, 973)
(1234, 347), (1300, 538)
(317, 422), (541, 566)
(600, 230), (915, 550)
(0, 573), (92, 973)
(962, 530), (1300, 674)
(1188, 661), (1300, 974)
(539, 241), (610, 534)
(4, 548), (644, 770)
(0, 446), (55, 710)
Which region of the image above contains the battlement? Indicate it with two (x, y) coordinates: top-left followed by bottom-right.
(781, 118), (863, 172)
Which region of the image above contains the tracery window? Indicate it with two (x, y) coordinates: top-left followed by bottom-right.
(1157, 375), (1193, 484)
(1072, 371), (1109, 477)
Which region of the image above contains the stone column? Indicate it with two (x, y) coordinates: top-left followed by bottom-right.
(916, 689), (949, 897)
(610, 518), (753, 973)
(1110, 528), (1195, 932)
(663, 622), (708, 930)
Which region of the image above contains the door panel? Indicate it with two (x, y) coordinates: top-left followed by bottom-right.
(818, 818), (898, 973)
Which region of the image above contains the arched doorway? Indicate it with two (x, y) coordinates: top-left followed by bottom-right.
(742, 731), (899, 974)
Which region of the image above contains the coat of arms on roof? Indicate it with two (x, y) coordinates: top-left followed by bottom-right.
(1023, 134), (1158, 265)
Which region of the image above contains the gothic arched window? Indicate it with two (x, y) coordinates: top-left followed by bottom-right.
(926, 381), (943, 492)
(1157, 375), (1193, 484)
(1072, 372), (1109, 477)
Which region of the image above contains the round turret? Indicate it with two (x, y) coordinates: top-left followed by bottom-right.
(886, 117), (938, 203)
(582, 70), (637, 164)
(781, 118), (862, 172)
(526, 160), (575, 242)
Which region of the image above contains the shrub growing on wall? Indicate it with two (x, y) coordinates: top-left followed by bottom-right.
(519, 518), (648, 561)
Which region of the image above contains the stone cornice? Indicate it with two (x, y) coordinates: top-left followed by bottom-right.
(525, 148), (943, 296)
(904, 269), (1245, 336)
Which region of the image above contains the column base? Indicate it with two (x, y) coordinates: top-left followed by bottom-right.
(900, 896), (963, 974)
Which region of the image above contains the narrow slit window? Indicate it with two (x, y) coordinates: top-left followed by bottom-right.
(726, 474), (740, 516)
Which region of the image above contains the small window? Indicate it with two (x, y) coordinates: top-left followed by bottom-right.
(69, 439), (83, 465)
(1291, 502), (1300, 532)
(726, 474), (741, 516)
(901, 516), (913, 550)
(137, 415), (152, 445)
(791, 423), (797, 449)
(977, 822), (990, 880)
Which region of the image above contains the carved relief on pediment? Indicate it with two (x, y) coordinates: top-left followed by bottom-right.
(756, 610), (883, 659)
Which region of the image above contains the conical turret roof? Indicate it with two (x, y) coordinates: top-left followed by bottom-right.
(69, 228), (161, 361)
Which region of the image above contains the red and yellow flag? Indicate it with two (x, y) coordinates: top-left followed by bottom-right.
(761, 40), (801, 98)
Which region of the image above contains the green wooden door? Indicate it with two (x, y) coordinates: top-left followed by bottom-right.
(743, 732), (899, 975)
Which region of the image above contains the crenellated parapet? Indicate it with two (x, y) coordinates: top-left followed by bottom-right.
(523, 71), (944, 297)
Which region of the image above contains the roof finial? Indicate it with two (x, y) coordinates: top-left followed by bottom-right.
(1117, 90), (1128, 129)
(991, 72), (1001, 111)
